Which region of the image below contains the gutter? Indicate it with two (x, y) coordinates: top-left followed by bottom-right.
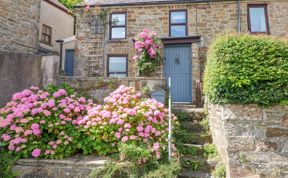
(75, 0), (238, 8)
(237, 0), (241, 32)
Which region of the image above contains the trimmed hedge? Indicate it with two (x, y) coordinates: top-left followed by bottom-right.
(204, 34), (288, 106)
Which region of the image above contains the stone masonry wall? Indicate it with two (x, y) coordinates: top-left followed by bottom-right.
(0, 0), (41, 53)
(208, 104), (288, 178)
(12, 156), (106, 178)
(58, 76), (166, 104)
(75, 0), (288, 77)
(74, 0), (288, 104)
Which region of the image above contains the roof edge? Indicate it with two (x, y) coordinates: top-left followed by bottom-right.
(44, 0), (74, 16)
(75, 0), (238, 8)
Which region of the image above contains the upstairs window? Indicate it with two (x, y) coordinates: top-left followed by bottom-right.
(107, 56), (128, 77)
(248, 4), (269, 33)
(41, 24), (52, 45)
(110, 13), (126, 39)
(169, 10), (187, 37)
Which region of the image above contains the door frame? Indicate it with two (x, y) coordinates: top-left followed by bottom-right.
(164, 44), (192, 103)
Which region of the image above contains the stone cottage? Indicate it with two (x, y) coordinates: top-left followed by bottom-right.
(73, 0), (288, 105)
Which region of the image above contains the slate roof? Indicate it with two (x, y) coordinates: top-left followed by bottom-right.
(79, 0), (231, 7)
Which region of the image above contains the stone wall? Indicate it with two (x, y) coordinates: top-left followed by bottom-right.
(59, 76), (166, 103)
(208, 104), (288, 178)
(12, 156), (106, 178)
(75, 0), (288, 77)
(0, 0), (41, 53)
(0, 52), (59, 107)
(74, 0), (288, 105)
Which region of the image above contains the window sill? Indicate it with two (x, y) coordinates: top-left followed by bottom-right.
(107, 39), (129, 43)
(249, 31), (270, 35)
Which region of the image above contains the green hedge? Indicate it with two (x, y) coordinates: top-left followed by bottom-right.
(204, 34), (288, 106)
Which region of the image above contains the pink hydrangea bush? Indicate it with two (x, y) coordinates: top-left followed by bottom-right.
(133, 29), (162, 76)
(0, 86), (94, 159)
(78, 85), (177, 158)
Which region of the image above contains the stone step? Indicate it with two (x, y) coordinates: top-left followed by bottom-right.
(180, 121), (204, 132)
(183, 144), (204, 149)
(179, 169), (212, 178)
(174, 108), (206, 121)
(180, 156), (216, 176)
(173, 104), (196, 109)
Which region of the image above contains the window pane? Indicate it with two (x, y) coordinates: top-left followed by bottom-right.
(109, 57), (127, 73)
(111, 27), (126, 38)
(249, 7), (267, 32)
(171, 11), (186, 24)
(112, 14), (126, 26)
(171, 25), (186, 37)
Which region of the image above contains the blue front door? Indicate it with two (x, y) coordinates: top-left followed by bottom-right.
(164, 45), (192, 103)
(65, 49), (74, 76)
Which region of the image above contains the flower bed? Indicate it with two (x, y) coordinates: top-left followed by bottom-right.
(0, 85), (176, 160)
(0, 86), (94, 159)
(78, 85), (176, 158)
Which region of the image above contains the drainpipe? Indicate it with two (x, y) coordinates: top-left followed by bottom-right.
(237, 0), (241, 32)
(56, 39), (64, 73)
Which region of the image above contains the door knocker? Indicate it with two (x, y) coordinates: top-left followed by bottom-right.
(175, 56), (180, 64)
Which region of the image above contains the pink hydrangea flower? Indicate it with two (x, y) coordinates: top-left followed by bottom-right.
(32, 129), (41, 136)
(43, 110), (51, 116)
(121, 136), (128, 142)
(53, 92), (61, 98)
(31, 123), (39, 130)
(24, 130), (33, 136)
(115, 132), (121, 139)
(32, 149), (41, 158)
(1, 134), (11, 141)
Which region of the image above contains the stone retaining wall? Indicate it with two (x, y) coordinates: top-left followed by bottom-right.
(12, 156), (106, 178)
(0, 52), (59, 107)
(58, 76), (166, 103)
(208, 104), (288, 178)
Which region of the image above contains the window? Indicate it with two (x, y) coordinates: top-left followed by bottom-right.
(107, 56), (128, 77)
(248, 4), (269, 33)
(41, 24), (52, 45)
(169, 10), (187, 37)
(110, 13), (126, 39)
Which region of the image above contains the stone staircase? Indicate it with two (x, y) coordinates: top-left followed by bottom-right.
(173, 106), (216, 178)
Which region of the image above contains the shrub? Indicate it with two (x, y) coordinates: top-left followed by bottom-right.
(204, 34), (288, 106)
(213, 161), (226, 178)
(90, 143), (180, 178)
(78, 85), (177, 157)
(0, 86), (94, 159)
(0, 150), (17, 178)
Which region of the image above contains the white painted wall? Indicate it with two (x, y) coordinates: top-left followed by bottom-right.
(39, 0), (75, 71)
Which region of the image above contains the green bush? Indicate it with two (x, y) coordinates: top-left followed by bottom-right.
(204, 34), (288, 106)
(90, 144), (180, 178)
